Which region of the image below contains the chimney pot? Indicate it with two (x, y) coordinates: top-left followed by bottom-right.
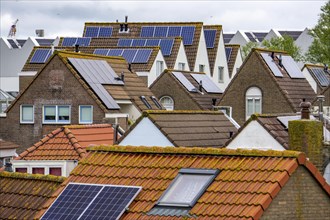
(299, 99), (311, 119)
(75, 44), (79, 53)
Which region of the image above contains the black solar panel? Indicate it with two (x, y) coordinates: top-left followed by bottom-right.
(30, 49), (52, 63)
(93, 49), (152, 64)
(261, 53), (283, 77)
(310, 68), (330, 87)
(61, 37), (91, 46)
(204, 29), (217, 48)
(7, 39), (19, 48)
(225, 48), (232, 62)
(41, 183), (141, 220)
(279, 55), (305, 78)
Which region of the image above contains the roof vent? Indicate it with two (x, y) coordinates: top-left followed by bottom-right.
(229, 131), (233, 138)
(278, 54), (283, 68)
(212, 98), (217, 106)
(199, 80), (203, 92)
(128, 63), (132, 72)
(271, 52), (275, 60)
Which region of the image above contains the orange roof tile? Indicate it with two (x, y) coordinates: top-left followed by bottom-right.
(35, 146), (330, 219)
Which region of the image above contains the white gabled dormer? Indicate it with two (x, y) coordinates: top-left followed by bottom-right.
(144, 50), (168, 87)
(173, 40), (189, 71)
(194, 27), (211, 77)
(263, 29), (282, 41)
(228, 30), (250, 46)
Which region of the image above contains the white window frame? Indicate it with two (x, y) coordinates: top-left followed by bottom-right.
(156, 60), (164, 77)
(20, 105), (34, 124)
(159, 96), (174, 111)
(245, 87), (262, 120)
(218, 66), (224, 83)
(43, 105), (71, 124)
(49, 167), (62, 176)
(79, 105), (93, 124)
(32, 166), (46, 175)
(178, 62), (185, 71)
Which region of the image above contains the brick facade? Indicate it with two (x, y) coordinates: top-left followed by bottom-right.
(261, 166), (330, 219)
(19, 75), (34, 93)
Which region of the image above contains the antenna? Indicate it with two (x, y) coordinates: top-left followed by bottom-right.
(8, 19), (19, 38)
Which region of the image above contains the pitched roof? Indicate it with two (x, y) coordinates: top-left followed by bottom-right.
(252, 32), (268, 42)
(83, 22), (204, 71)
(303, 64), (330, 92)
(203, 25), (222, 76)
(225, 44), (240, 78)
(0, 139), (18, 150)
(0, 171), (64, 219)
(15, 124), (115, 161)
(120, 110), (238, 148)
(151, 70), (222, 110)
(35, 146), (330, 219)
(223, 33), (234, 44)
(278, 30), (303, 40)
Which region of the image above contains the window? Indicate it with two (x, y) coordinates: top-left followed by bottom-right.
(199, 64), (205, 73)
(156, 61), (164, 77)
(79, 105), (93, 124)
(43, 105), (70, 124)
(246, 87), (262, 119)
(140, 96), (152, 109)
(150, 96), (162, 109)
(157, 169), (219, 207)
(159, 96), (174, 111)
(178, 62), (185, 70)
(49, 167), (62, 176)
(32, 167), (45, 174)
(15, 167), (28, 173)
(20, 105), (34, 123)
(218, 66), (224, 83)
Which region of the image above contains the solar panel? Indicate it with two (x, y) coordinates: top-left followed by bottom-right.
(41, 183), (141, 220)
(94, 49), (110, 56)
(172, 72), (196, 92)
(204, 30), (217, 48)
(260, 53), (283, 77)
(85, 26), (99, 37)
(98, 27), (113, 37)
(133, 49), (152, 63)
(181, 26), (195, 45)
(191, 73), (223, 93)
(225, 48), (232, 61)
(146, 39), (161, 46)
(118, 39), (132, 47)
(107, 49), (124, 56)
(68, 58), (121, 109)
(61, 37), (77, 46)
(132, 39), (146, 47)
(76, 37), (91, 46)
(159, 39), (174, 56)
(168, 26), (181, 37)
(310, 68), (330, 87)
(279, 55), (305, 78)
(122, 49), (137, 63)
(30, 49), (52, 63)
(140, 26), (155, 37)
(154, 26), (168, 37)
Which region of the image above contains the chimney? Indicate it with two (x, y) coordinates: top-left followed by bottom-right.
(300, 98), (311, 119)
(4, 162), (13, 172)
(278, 54), (283, 67)
(317, 95), (325, 121)
(113, 124), (119, 143)
(75, 44), (80, 53)
(199, 80), (203, 92)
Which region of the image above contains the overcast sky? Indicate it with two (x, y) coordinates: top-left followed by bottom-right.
(0, 0), (326, 38)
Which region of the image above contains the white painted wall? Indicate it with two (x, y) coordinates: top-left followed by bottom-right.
(118, 103), (141, 123)
(0, 77), (19, 92)
(12, 160), (77, 177)
(119, 118), (174, 147)
(264, 29), (281, 41)
(173, 41), (189, 71)
(147, 51), (168, 86)
(227, 120), (286, 151)
(295, 28), (313, 55)
(229, 31), (250, 47)
(301, 67), (318, 93)
(0, 148), (16, 158)
(230, 48), (243, 79)
(193, 27), (211, 76)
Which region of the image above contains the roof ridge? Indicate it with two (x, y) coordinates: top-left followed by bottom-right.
(64, 124), (113, 129)
(86, 145), (304, 158)
(143, 110), (223, 116)
(253, 47), (289, 54)
(0, 171), (66, 182)
(63, 128), (86, 159)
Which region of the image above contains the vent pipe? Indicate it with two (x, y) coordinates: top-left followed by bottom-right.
(75, 44), (80, 53)
(121, 72), (125, 82)
(324, 64), (329, 73)
(317, 95), (325, 121)
(271, 52), (275, 60)
(199, 80), (203, 92)
(278, 54), (283, 67)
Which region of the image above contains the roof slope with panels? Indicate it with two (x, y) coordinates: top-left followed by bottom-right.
(203, 25), (222, 76)
(225, 44), (240, 78)
(278, 30), (303, 40)
(304, 64), (330, 91)
(15, 124), (115, 161)
(35, 146), (330, 219)
(83, 22), (203, 71)
(120, 110), (238, 148)
(0, 171), (64, 219)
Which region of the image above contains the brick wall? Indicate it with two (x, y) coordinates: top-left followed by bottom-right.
(19, 75), (34, 93)
(219, 52), (294, 125)
(150, 72), (202, 110)
(261, 166), (330, 219)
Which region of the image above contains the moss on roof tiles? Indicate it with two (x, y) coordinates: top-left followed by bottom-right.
(142, 110), (223, 117)
(0, 171), (66, 183)
(253, 47), (288, 55)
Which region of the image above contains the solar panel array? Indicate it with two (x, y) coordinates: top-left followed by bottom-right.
(68, 58), (122, 109)
(140, 26), (195, 45)
(172, 72), (196, 92)
(61, 37), (91, 46)
(225, 48), (232, 62)
(117, 38), (174, 56)
(310, 68), (330, 87)
(204, 30), (217, 48)
(278, 55), (305, 78)
(260, 53), (283, 77)
(93, 49), (152, 64)
(191, 74), (223, 93)
(41, 183), (141, 220)
(30, 49), (52, 63)
(84, 26), (113, 37)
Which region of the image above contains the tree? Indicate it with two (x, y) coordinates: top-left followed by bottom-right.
(241, 41), (259, 60)
(262, 35), (303, 61)
(306, 0), (330, 65)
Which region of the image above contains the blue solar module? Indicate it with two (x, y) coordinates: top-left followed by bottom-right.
(191, 73), (223, 93)
(30, 49), (52, 63)
(172, 71), (196, 92)
(132, 39), (146, 47)
(159, 39), (174, 56)
(279, 55), (305, 78)
(107, 49), (124, 56)
(260, 53), (283, 77)
(310, 68), (330, 87)
(154, 26), (168, 37)
(133, 49), (152, 63)
(140, 26), (155, 37)
(167, 26), (182, 37)
(85, 26), (100, 37)
(146, 39), (161, 46)
(76, 37), (91, 46)
(204, 30), (217, 48)
(41, 183), (141, 220)
(98, 27), (113, 37)
(94, 49), (110, 56)
(121, 49), (137, 63)
(225, 48), (232, 61)
(118, 39), (132, 47)
(61, 37), (77, 46)
(181, 26), (195, 45)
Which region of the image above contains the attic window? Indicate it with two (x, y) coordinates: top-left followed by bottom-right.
(150, 96), (162, 109)
(140, 96), (152, 109)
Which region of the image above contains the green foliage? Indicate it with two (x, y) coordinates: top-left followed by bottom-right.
(306, 0), (330, 65)
(262, 35), (303, 61)
(241, 41), (259, 60)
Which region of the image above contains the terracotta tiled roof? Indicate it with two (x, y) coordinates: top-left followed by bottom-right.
(35, 146), (330, 219)
(0, 139), (18, 150)
(120, 110), (238, 148)
(15, 124), (115, 161)
(83, 22), (203, 71)
(225, 44), (240, 78)
(0, 171), (64, 219)
(203, 25), (222, 76)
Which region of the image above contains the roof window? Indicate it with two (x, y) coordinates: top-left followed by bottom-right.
(140, 96), (152, 109)
(150, 96), (162, 109)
